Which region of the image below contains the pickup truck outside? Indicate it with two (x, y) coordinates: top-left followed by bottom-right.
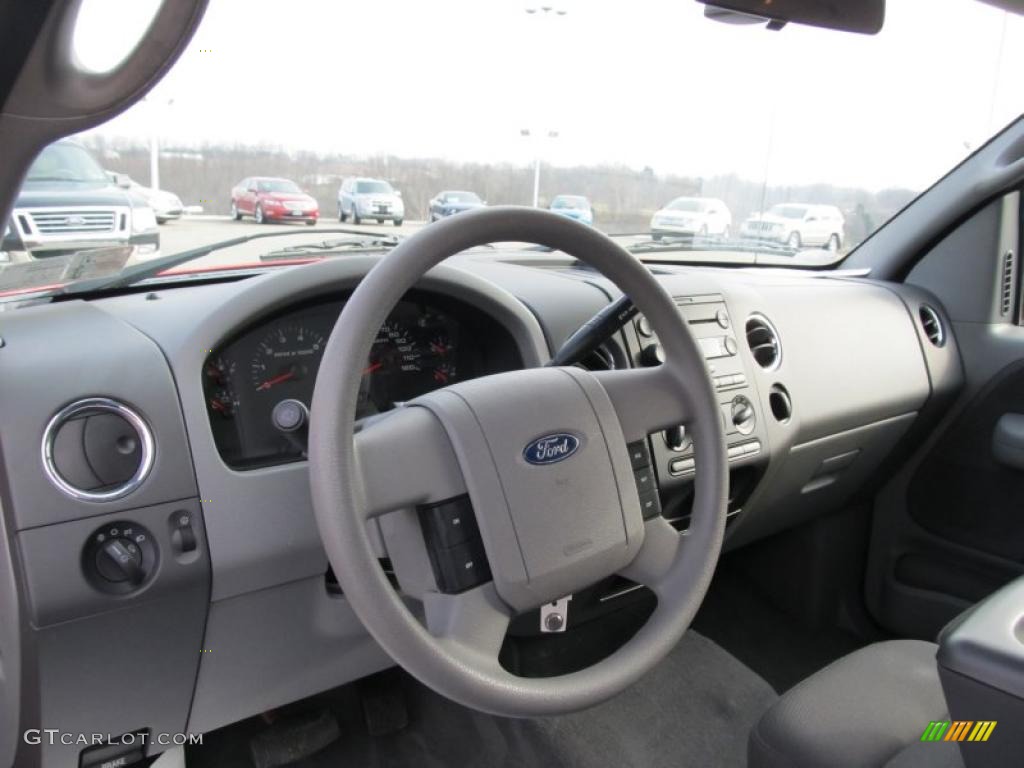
(1, 140), (159, 264)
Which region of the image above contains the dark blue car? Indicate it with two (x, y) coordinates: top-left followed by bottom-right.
(428, 190), (486, 222)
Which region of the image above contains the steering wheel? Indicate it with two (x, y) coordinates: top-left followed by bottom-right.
(309, 207), (727, 717)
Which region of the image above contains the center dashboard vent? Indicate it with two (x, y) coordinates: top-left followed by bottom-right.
(745, 314), (781, 370)
(919, 305), (945, 347)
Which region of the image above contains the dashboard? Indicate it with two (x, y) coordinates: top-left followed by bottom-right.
(203, 290), (523, 468)
(0, 251), (965, 766)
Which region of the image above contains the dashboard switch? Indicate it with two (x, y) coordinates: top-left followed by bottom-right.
(640, 343), (665, 367)
(96, 539), (144, 584)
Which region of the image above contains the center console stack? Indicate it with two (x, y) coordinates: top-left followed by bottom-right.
(623, 293), (767, 530)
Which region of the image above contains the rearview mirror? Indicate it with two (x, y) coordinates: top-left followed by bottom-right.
(699, 0), (885, 34)
(114, 173), (131, 189)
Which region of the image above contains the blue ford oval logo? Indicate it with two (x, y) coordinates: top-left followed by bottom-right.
(523, 433), (580, 465)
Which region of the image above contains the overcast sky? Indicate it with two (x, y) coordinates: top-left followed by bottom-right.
(77, 0), (1024, 191)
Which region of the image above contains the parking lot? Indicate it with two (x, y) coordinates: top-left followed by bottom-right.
(158, 215), (427, 269)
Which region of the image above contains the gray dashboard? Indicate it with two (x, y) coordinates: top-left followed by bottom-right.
(0, 252), (962, 765)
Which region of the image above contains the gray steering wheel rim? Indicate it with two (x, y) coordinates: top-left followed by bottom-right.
(309, 206), (728, 717)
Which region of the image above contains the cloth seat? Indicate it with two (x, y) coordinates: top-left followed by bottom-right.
(748, 639), (963, 768)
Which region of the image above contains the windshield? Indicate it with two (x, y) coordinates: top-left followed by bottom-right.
(666, 199), (707, 213)
(3, 0), (1024, 298)
(257, 179), (301, 194)
(356, 181), (393, 194)
(25, 143), (108, 184)
(552, 196), (588, 209)
(768, 205), (809, 220)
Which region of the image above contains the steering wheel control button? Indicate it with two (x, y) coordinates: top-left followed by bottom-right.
(638, 489), (662, 520)
(626, 439), (651, 469)
(83, 521), (158, 594)
(418, 496), (492, 593)
(433, 539), (491, 593)
(419, 496), (475, 549)
(633, 466), (656, 494)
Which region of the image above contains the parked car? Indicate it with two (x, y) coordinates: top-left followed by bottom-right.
(109, 174), (185, 224)
(1, 140), (159, 264)
(549, 194), (593, 225)
(337, 177), (404, 226)
(230, 177), (319, 225)
(741, 203), (845, 251)
(428, 190), (486, 222)
(650, 197), (732, 239)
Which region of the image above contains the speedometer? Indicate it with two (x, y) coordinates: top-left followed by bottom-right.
(365, 321), (422, 376)
(249, 322), (325, 394)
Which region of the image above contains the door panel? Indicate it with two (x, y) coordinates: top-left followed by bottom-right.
(866, 191), (1024, 640)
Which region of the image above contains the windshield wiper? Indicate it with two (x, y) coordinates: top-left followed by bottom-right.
(260, 235), (403, 261)
(625, 235), (796, 256)
(53, 228), (404, 297)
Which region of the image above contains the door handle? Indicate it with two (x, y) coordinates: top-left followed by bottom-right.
(993, 413), (1024, 471)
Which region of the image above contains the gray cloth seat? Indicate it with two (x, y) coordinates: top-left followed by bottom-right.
(748, 639), (963, 768)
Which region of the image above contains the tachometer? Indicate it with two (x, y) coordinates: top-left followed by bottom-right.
(249, 322), (325, 393)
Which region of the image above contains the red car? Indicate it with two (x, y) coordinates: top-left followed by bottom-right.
(230, 176), (319, 225)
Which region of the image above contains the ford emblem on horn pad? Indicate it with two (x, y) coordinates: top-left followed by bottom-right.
(523, 433), (580, 465)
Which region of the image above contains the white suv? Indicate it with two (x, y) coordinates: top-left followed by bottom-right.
(741, 203), (845, 251)
(650, 197), (732, 239)
(337, 177), (405, 226)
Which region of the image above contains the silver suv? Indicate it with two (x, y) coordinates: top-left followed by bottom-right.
(336, 177), (405, 226)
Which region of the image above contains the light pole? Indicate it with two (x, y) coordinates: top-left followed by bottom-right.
(145, 96), (174, 191)
(521, 128), (559, 208)
(522, 4), (566, 207)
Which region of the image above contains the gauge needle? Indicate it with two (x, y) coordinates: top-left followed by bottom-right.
(363, 361), (384, 375)
(256, 371), (295, 391)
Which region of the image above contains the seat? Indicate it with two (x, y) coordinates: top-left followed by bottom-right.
(748, 639), (963, 768)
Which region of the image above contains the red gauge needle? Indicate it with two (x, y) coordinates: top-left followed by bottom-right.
(363, 361), (384, 375)
(256, 371), (295, 391)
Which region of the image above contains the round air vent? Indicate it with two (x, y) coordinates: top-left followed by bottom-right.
(41, 398), (154, 502)
(745, 314), (782, 370)
(919, 305), (945, 347)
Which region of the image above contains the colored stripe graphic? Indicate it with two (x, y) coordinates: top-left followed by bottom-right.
(967, 721), (997, 742)
(921, 721), (949, 741)
(920, 720), (996, 742)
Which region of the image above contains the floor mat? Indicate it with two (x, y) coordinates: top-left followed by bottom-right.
(693, 564), (865, 693)
(191, 631), (776, 768)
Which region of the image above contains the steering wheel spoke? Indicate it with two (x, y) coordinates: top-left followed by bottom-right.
(354, 405), (466, 518)
(617, 516), (684, 593)
(591, 365), (693, 443)
(423, 583), (511, 664)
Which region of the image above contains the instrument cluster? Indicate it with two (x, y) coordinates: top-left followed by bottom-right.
(203, 291), (520, 468)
